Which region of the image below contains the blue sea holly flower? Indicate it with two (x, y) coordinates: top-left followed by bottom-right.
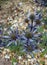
(0, 28), (20, 47)
(24, 39), (37, 52)
(25, 12), (42, 33)
(21, 30), (41, 52)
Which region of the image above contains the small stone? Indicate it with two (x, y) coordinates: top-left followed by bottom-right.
(18, 2), (23, 6)
(27, 54), (31, 59)
(18, 56), (22, 60)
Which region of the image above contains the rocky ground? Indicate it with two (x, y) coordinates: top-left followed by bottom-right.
(0, 0), (47, 65)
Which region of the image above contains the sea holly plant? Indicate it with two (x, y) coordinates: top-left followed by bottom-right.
(22, 28), (42, 52)
(0, 10), (44, 53)
(26, 11), (42, 29)
(0, 27), (20, 47)
(20, 11), (43, 52)
(23, 32), (37, 52)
